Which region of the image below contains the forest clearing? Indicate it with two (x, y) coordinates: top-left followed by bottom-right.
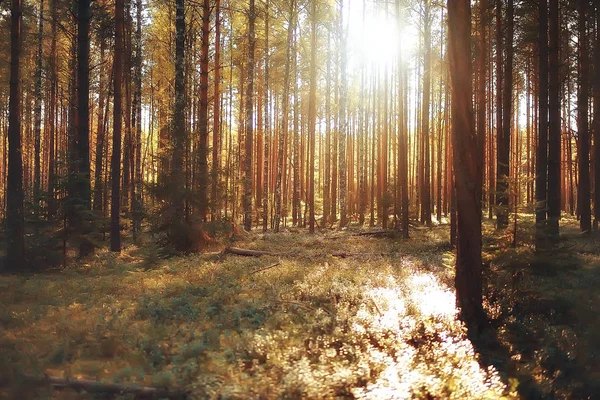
(3, 0), (600, 397)
(1, 218), (599, 399)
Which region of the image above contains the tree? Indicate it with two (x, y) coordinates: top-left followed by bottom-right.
(212, 0), (222, 221)
(111, 0), (125, 252)
(577, 0), (591, 233)
(594, 5), (600, 229)
(338, 0), (348, 228)
(496, 0), (513, 230)
(536, 0), (549, 248)
(448, 0), (484, 327)
(77, 0), (93, 256)
(33, 0), (44, 216)
(547, 0), (560, 237)
(5, 0), (25, 270)
(308, 0), (317, 233)
(198, 0), (210, 221)
(243, 0), (256, 231)
(421, 1), (432, 226)
(274, 0), (296, 233)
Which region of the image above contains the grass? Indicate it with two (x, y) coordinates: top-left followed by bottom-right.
(1, 217), (596, 398)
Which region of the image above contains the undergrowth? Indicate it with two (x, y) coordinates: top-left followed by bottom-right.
(0, 225), (520, 399)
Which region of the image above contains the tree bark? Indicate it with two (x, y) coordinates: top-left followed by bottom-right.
(198, 0), (211, 221)
(6, 0), (25, 270)
(547, 0), (560, 237)
(536, 0), (549, 248)
(33, 0), (44, 216)
(448, 0), (484, 328)
(111, 0), (125, 252)
(308, 0), (317, 233)
(577, 0), (591, 232)
(212, 0), (222, 220)
(274, 0), (295, 232)
(243, 0), (256, 231)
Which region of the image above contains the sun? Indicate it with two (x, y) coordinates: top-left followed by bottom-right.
(347, 1), (418, 74)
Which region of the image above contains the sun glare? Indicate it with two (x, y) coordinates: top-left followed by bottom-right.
(347, 1), (419, 74)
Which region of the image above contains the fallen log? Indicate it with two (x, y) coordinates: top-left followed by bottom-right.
(223, 246), (276, 257)
(353, 230), (396, 238)
(22, 375), (187, 399)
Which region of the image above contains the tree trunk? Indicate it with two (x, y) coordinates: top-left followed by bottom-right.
(547, 0), (560, 237)
(577, 0), (591, 232)
(94, 39), (107, 212)
(262, 0), (270, 232)
(308, 0), (317, 233)
(47, 0), (57, 219)
(496, 0), (512, 229)
(111, 0), (125, 252)
(198, 0), (210, 221)
(243, 0), (256, 231)
(5, 0), (25, 270)
(594, 5), (600, 229)
(33, 0), (44, 216)
(536, 0), (549, 248)
(338, 0), (348, 227)
(212, 0), (221, 220)
(132, 0), (143, 238)
(448, 0), (484, 328)
(274, 0), (295, 232)
(421, 2), (432, 226)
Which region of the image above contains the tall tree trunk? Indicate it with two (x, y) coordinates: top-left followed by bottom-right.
(198, 0), (210, 221)
(594, 5), (600, 229)
(77, 0), (93, 256)
(212, 0), (221, 220)
(132, 0), (143, 238)
(47, 0), (57, 219)
(274, 0), (295, 232)
(536, 0), (549, 247)
(111, 0), (125, 252)
(243, 0), (256, 231)
(547, 0), (560, 237)
(477, 0), (487, 209)
(262, 0), (270, 232)
(421, 2), (432, 226)
(496, 0), (512, 229)
(578, 0), (591, 232)
(33, 0), (44, 216)
(308, 0), (317, 233)
(448, 0), (484, 328)
(94, 39), (107, 212)
(5, 0), (25, 270)
(339, 0), (348, 227)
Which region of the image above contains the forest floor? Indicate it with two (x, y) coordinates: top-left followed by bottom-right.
(0, 217), (598, 399)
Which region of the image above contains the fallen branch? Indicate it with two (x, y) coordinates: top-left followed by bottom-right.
(22, 375), (187, 399)
(223, 246), (276, 257)
(353, 230), (396, 238)
(250, 261), (281, 275)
